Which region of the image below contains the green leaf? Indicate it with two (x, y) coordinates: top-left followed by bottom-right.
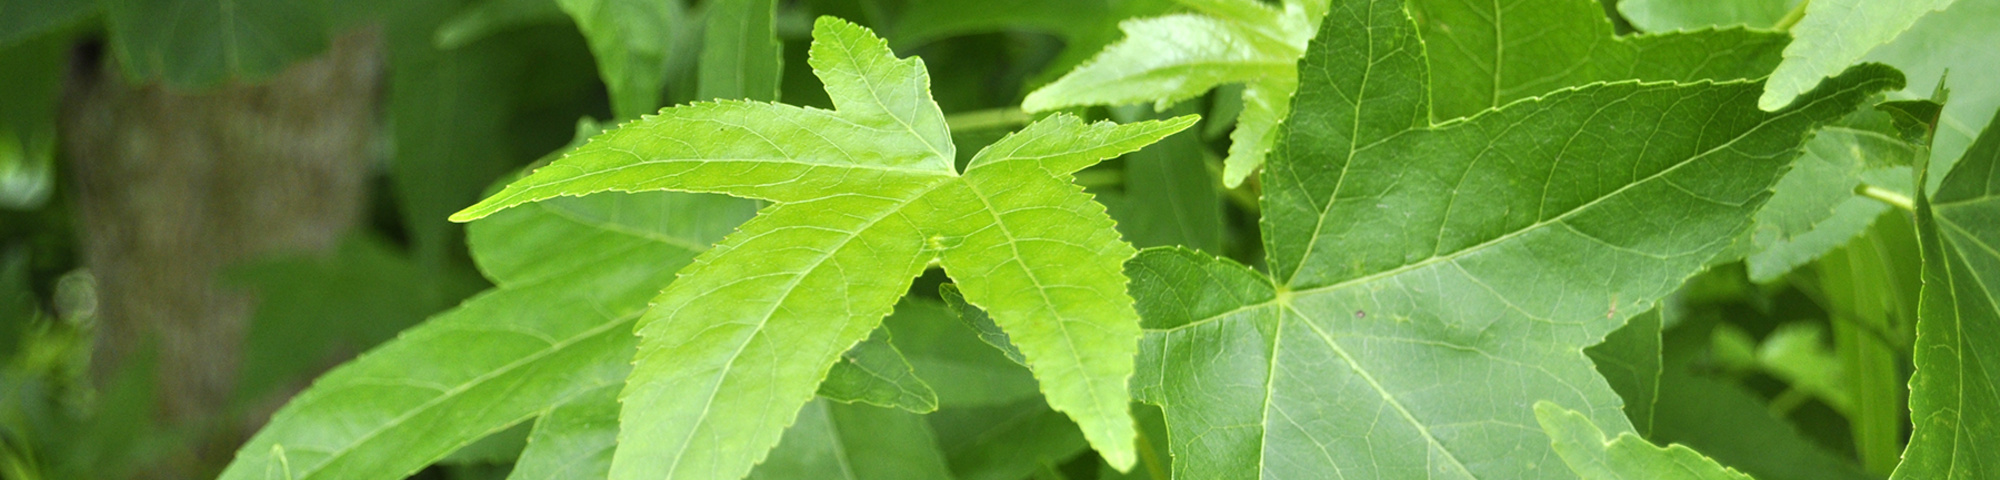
(0, 0), (93, 48)
(508, 386), (620, 480)
(1615, 0), (1797, 32)
(215, 189), (751, 480)
(886, 297), (1041, 408)
(1534, 402), (1755, 480)
(453, 18), (1196, 478)
(559, 0), (689, 118)
(229, 235), (480, 401)
(1412, 0), (1789, 121)
(941, 284), (1028, 366)
(1585, 309), (1663, 437)
(0, 32), (66, 210)
(1107, 104), (1225, 253)
(884, 0), (1173, 87)
(816, 327), (940, 413)
(1759, 0), (1955, 110)
(748, 400), (956, 480)
(929, 396), (1091, 480)
(697, 0), (782, 102)
(101, 0), (327, 87)
(1897, 107), (2000, 479)
(1023, 0), (1324, 187)
(1121, 0), (1901, 475)
(1743, 107), (1919, 281)
(1861, 0), (2000, 192)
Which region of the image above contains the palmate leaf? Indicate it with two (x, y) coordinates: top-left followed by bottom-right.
(452, 17), (1196, 479)
(1031, 0), (1790, 187)
(214, 189), (753, 480)
(1898, 107), (2000, 479)
(1534, 402), (1754, 480)
(1121, 0), (1899, 478)
(1024, 0), (1325, 187)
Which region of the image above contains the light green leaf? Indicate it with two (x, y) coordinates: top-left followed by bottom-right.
(1615, 0), (1797, 32)
(1412, 0), (1789, 121)
(1742, 107), (1919, 281)
(507, 385), (618, 480)
(1585, 309), (1663, 437)
(559, 0), (689, 118)
(1121, 0), (1901, 475)
(748, 400), (956, 480)
(101, 0), (327, 87)
(885, 0), (1174, 87)
(215, 188), (751, 480)
(1024, 0), (1324, 187)
(817, 327), (940, 413)
(453, 18), (1195, 478)
(1535, 402), (1755, 480)
(698, 0), (782, 102)
(1896, 107), (2000, 479)
(1862, 0), (2000, 191)
(1759, 0), (1955, 110)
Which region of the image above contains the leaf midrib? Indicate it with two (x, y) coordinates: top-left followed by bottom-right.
(1285, 78), (1871, 296)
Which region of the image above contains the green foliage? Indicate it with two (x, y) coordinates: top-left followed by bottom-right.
(1760, 0), (1956, 110)
(1900, 107), (2000, 479)
(454, 18), (1194, 479)
(2, 0), (1982, 478)
(1119, 0), (1897, 477)
(1535, 402), (1755, 480)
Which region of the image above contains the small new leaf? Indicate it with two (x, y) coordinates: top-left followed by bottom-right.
(453, 17), (1195, 480)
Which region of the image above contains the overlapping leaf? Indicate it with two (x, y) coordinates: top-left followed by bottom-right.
(1121, 0), (1900, 477)
(1535, 402), (1755, 480)
(1759, 0), (1956, 110)
(452, 18), (1196, 479)
(215, 189), (753, 480)
(1897, 107), (2000, 479)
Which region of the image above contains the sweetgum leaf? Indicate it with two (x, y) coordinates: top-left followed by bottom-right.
(1759, 0), (1955, 110)
(1120, 0), (1901, 476)
(1411, 0), (1787, 121)
(747, 400), (956, 480)
(453, 17), (1197, 478)
(214, 189), (753, 480)
(815, 328), (940, 413)
(1023, 0), (1324, 187)
(1535, 402), (1754, 480)
(1897, 107), (2000, 479)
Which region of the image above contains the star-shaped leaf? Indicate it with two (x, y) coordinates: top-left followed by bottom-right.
(452, 17), (1196, 480)
(1121, 0), (1900, 478)
(1898, 106), (2000, 479)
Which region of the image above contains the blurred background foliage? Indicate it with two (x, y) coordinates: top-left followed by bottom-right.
(0, 0), (1984, 478)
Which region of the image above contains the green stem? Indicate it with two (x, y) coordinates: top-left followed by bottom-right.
(945, 108), (1031, 132)
(1857, 184), (1915, 212)
(1773, 0), (1811, 31)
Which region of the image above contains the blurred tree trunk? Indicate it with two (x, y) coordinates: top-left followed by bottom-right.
(60, 28), (383, 477)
